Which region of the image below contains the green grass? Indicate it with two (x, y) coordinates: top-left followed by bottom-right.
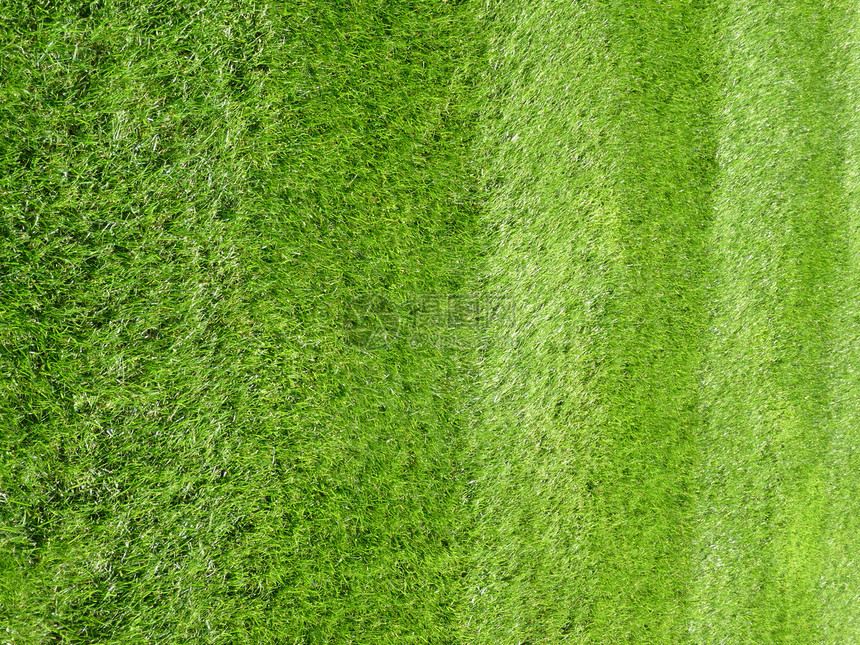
(687, 3), (860, 642)
(0, 1), (487, 642)
(2, 0), (860, 643)
(455, 0), (860, 642)
(456, 1), (715, 641)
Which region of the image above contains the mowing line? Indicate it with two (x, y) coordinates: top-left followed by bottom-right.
(580, 3), (716, 643)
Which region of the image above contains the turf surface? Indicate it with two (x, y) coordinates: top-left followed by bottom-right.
(1, 1), (485, 641)
(457, 1), (715, 641)
(2, 0), (859, 643)
(687, 2), (860, 642)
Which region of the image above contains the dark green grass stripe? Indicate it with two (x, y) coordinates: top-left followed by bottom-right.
(0, 1), (486, 642)
(581, 3), (716, 642)
(688, 2), (855, 642)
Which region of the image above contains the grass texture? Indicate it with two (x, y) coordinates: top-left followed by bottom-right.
(687, 2), (860, 642)
(458, 1), (715, 641)
(1, 1), (485, 642)
(2, 0), (860, 643)
(457, 0), (860, 643)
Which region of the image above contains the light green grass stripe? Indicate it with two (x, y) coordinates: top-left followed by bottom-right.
(456, 5), (628, 640)
(688, 2), (854, 642)
(817, 6), (860, 641)
(457, 1), (713, 642)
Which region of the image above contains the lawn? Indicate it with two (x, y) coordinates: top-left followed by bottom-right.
(1, 1), (486, 642)
(458, 0), (860, 643)
(2, 0), (859, 643)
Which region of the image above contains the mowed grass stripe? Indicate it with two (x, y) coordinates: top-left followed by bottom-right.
(581, 3), (716, 641)
(457, 1), (713, 641)
(817, 5), (860, 641)
(688, 2), (855, 642)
